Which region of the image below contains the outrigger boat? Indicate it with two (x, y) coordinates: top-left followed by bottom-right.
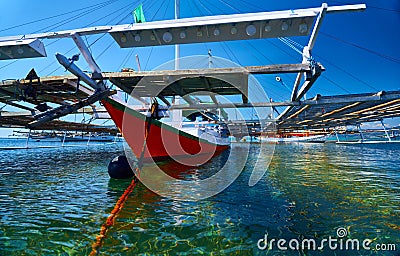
(103, 97), (230, 163)
(0, 3), (366, 165)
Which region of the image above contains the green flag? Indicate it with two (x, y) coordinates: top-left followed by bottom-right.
(133, 4), (146, 23)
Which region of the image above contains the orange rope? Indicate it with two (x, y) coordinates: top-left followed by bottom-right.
(89, 102), (157, 255)
(89, 175), (138, 256)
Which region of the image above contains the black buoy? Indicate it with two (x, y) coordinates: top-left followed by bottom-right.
(108, 155), (135, 179)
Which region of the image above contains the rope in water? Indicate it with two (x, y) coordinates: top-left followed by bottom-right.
(89, 175), (138, 256)
(89, 101), (158, 255)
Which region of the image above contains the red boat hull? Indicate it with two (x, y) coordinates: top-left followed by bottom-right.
(102, 98), (229, 165)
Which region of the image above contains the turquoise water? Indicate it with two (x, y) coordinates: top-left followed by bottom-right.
(0, 139), (399, 255)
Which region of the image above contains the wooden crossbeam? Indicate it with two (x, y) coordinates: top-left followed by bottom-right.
(345, 99), (400, 116)
(320, 102), (362, 117)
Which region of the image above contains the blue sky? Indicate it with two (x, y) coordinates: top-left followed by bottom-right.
(0, 0), (399, 135)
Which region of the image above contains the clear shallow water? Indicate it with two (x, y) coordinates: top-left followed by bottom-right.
(0, 139), (399, 255)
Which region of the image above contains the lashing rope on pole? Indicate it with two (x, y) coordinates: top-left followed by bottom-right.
(89, 100), (158, 255)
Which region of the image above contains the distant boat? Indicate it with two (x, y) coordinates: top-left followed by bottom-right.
(260, 132), (328, 143)
(11, 130), (58, 142)
(60, 133), (117, 142)
(378, 130), (399, 140)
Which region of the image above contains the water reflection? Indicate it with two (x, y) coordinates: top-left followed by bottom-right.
(267, 143), (400, 255)
(0, 141), (399, 255)
(136, 145), (250, 201)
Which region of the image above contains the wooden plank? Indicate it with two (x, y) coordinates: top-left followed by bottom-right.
(0, 111), (32, 117)
(345, 99), (400, 116)
(169, 101), (298, 110)
(0, 114), (118, 132)
(102, 63), (322, 78)
(287, 105), (310, 119)
(320, 102), (362, 117)
(0, 99), (35, 112)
